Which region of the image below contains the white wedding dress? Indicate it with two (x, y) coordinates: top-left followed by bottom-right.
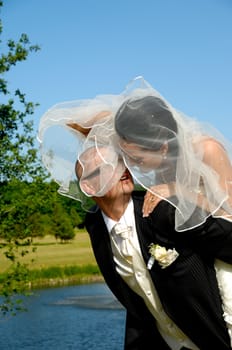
(215, 259), (232, 346)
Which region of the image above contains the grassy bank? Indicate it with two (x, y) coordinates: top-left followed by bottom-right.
(0, 230), (104, 289)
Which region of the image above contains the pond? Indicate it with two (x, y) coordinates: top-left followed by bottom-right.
(0, 283), (126, 350)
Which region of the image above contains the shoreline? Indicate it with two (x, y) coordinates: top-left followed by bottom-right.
(28, 274), (104, 290)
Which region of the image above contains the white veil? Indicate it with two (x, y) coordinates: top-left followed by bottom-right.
(37, 92), (125, 208)
(113, 77), (232, 230)
(37, 76), (232, 229)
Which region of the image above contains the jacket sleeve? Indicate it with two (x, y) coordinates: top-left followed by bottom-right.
(182, 217), (232, 263)
(156, 199), (232, 263)
(124, 311), (171, 350)
(150, 199), (232, 263)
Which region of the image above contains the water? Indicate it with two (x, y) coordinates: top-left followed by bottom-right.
(0, 283), (126, 350)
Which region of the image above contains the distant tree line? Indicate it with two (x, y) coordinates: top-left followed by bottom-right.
(0, 179), (87, 244)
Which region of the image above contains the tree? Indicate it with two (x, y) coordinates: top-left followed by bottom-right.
(0, 7), (42, 182)
(52, 202), (76, 243)
(0, 0), (44, 315)
(0, 1), (88, 316)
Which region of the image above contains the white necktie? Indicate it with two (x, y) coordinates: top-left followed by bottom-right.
(111, 223), (133, 258)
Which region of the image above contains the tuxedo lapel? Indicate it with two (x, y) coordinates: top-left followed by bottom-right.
(132, 192), (157, 264)
(86, 208), (118, 282)
(85, 207), (149, 315)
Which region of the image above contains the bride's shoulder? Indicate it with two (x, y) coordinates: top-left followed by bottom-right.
(192, 136), (226, 157)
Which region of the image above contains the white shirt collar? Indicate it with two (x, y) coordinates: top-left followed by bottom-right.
(102, 198), (134, 233)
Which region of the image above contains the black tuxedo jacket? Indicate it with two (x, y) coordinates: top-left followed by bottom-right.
(85, 191), (232, 350)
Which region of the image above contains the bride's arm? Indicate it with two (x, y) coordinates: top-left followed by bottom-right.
(142, 182), (175, 217)
(200, 138), (232, 207)
(143, 138), (232, 218)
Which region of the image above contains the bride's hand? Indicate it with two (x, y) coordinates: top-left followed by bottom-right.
(142, 183), (175, 217)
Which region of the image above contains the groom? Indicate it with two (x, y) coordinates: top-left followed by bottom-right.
(76, 148), (232, 350)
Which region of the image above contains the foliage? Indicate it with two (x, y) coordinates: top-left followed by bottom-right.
(0, 1), (88, 315)
(0, 30), (42, 182)
(0, 180), (85, 242)
(0, 260), (32, 316)
(0, 0), (43, 316)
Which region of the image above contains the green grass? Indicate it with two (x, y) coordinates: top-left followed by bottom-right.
(1, 230), (96, 272)
(0, 230), (104, 288)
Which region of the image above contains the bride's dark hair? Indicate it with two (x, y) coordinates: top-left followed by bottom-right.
(115, 95), (178, 156)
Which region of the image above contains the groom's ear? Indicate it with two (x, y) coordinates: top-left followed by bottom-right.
(75, 161), (96, 196)
(80, 181), (96, 196)
(75, 160), (82, 180)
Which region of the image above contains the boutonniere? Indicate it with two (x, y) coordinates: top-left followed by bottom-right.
(147, 243), (179, 270)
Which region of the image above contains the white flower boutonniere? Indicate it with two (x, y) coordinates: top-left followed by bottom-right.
(147, 243), (179, 270)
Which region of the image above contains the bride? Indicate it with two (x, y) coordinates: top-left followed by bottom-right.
(113, 77), (232, 344)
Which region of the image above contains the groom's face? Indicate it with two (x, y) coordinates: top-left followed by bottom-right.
(75, 147), (134, 198)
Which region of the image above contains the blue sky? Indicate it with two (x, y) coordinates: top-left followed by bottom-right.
(1, 0), (232, 143)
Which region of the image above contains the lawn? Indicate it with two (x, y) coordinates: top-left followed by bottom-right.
(0, 230), (98, 273)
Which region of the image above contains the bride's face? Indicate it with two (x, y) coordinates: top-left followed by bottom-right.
(119, 140), (165, 171)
